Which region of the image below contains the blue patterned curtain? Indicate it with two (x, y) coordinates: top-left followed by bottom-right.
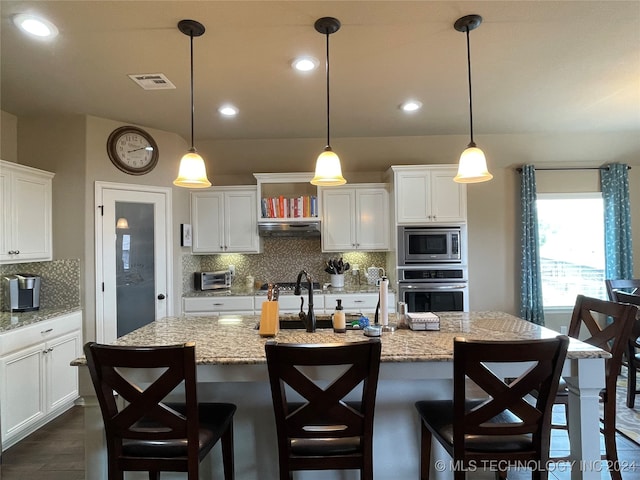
(601, 163), (633, 280)
(519, 165), (545, 325)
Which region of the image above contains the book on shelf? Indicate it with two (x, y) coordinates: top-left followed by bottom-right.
(260, 195), (318, 219)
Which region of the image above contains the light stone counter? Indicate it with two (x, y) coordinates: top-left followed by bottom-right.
(77, 311), (608, 480)
(73, 311), (608, 366)
(0, 305), (82, 332)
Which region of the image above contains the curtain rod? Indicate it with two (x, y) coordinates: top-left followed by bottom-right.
(516, 166), (631, 173)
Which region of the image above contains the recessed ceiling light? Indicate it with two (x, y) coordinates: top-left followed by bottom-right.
(218, 105), (239, 117)
(13, 14), (59, 39)
(400, 100), (423, 113)
(291, 56), (319, 72)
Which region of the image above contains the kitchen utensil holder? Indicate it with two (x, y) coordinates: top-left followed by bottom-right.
(330, 274), (345, 288)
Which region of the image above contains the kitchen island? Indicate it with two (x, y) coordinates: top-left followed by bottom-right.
(75, 312), (609, 480)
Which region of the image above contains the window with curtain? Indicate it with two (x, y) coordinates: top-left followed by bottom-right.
(537, 193), (606, 307)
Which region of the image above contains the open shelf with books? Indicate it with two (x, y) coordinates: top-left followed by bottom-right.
(254, 173), (321, 222)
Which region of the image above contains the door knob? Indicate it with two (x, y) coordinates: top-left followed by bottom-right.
(157, 294), (166, 300)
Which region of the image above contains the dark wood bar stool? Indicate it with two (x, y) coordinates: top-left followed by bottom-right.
(415, 335), (570, 480)
(553, 295), (637, 480)
(265, 339), (381, 480)
(84, 342), (236, 480)
(605, 279), (640, 408)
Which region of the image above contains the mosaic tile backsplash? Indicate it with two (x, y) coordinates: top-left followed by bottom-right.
(182, 238), (389, 293)
(0, 258), (81, 310)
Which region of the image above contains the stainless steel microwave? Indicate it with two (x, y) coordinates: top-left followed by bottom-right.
(398, 226), (462, 264)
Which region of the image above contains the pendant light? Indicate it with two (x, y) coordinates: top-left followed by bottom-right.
(453, 15), (493, 184)
(173, 19), (212, 188)
(310, 17), (346, 187)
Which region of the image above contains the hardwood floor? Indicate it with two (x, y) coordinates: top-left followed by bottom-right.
(1, 406), (84, 480)
(0, 404), (638, 479)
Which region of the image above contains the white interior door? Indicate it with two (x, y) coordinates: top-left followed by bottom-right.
(95, 183), (173, 343)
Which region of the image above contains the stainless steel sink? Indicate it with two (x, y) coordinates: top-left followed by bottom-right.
(278, 314), (333, 329)
(277, 313), (364, 330)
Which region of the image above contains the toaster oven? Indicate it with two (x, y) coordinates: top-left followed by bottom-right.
(194, 271), (232, 291)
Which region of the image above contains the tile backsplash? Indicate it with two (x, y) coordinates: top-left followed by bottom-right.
(182, 238), (389, 293)
(0, 258), (81, 310)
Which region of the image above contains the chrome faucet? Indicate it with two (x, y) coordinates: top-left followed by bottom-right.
(294, 270), (316, 332)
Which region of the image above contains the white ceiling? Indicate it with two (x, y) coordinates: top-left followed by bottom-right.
(2, 1), (639, 173)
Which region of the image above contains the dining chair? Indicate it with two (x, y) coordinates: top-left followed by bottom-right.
(415, 335), (570, 480)
(264, 339), (382, 480)
(83, 342), (236, 480)
(605, 279), (640, 408)
(554, 295), (638, 480)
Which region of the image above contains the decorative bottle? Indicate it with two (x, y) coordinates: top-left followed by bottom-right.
(333, 299), (346, 333)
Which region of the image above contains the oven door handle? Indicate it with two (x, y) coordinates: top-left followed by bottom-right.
(401, 284), (467, 290)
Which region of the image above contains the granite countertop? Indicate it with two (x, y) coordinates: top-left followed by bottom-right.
(71, 311), (609, 366)
(0, 306), (82, 333)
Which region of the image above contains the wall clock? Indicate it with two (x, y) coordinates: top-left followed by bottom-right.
(107, 126), (159, 175)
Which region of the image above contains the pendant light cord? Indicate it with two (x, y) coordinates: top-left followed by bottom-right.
(325, 31), (331, 148)
(465, 26), (475, 147)
(189, 31), (195, 151)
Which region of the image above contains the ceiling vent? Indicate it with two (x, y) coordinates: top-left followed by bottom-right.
(128, 73), (176, 90)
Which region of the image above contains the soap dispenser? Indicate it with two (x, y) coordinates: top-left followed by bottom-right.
(333, 299), (346, 333)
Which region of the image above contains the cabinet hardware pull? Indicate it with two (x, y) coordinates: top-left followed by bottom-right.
(213, 303), (223, 306)
(41, 328), (53, 334)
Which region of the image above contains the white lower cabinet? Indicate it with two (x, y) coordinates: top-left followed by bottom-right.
(0, 311), (82, 450)
(324, 292), (396, 314)
(255, 295), (325, 314)
(183, 296), (255, 315)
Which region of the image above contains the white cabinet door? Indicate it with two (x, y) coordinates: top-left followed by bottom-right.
(321, 185), (389, 252)
(192, 192), (225, 253)
(224, 190), (259, 252)
(393, 166), (466, 224)
(321, 189), (356, 251)
(192, 188), (260, 254)
(430, 169), (467, 222)
(0, 160), (54, 263)
(0, 343), (46, 441)
(356, 188), (389, 250)
(46, 331), (81, 411)
(0, 168), (10, 261)
(395, 170), (431, 224)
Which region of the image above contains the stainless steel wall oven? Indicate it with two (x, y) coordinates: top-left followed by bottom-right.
(398, 267), (468, 312)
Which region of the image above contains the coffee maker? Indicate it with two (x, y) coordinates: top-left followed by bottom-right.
(2, 274), (41, 312)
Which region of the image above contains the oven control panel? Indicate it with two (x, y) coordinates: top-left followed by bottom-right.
(399, 268), (466, 282)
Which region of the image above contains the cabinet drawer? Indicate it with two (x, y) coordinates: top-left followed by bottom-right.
(324, 293), (396, 313)
(183, 296), (254, 314)
(255, 295), (325, 314)
(0, 311), (82, 357)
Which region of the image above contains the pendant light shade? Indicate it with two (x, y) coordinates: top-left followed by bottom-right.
(173, 19), (211, 188)
(310, 17), (346, 187)
(453, 15), (493, 184)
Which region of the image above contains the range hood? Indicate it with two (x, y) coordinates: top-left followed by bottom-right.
(258, 221), (321, 237)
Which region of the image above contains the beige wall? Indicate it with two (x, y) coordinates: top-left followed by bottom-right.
(1, 110), (18, 162)
(3, 109), (639, 339)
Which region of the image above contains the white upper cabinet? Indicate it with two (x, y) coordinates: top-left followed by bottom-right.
(390, 165), (466, 224)
(191, 187), (261, 253)
(0, 160), (54, 264)
(321, 184), (390, 252)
